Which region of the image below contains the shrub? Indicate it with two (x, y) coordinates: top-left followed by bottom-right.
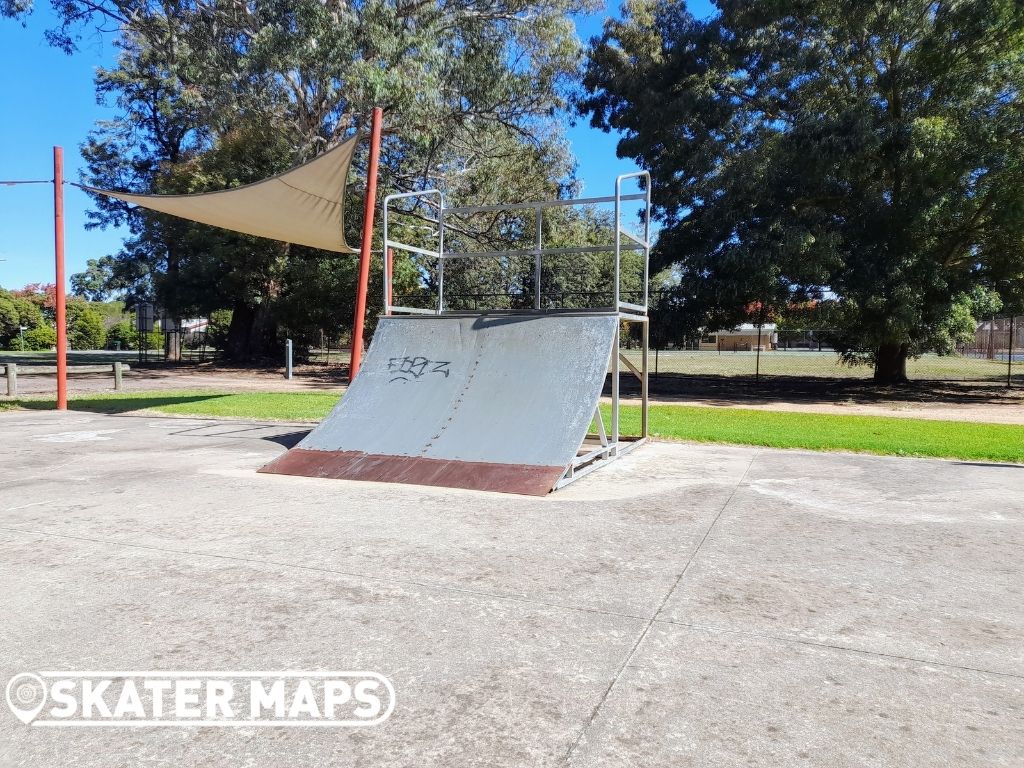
(22, 325), (56, 350)
(0, 294), (18, 345)
(0, 291), (47, 349)
(207, 309), (233, 351)
(66, 301), (107, 350)
(145, 329), (164, 351)
(107, 320), (139, 350)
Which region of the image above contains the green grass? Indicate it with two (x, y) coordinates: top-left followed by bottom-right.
(2, 390), (1022, 463)
(602, 404), (1024, 463)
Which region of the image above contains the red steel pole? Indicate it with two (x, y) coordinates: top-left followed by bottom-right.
(348, 107), (384, 381)
(53, 146), (68, 410)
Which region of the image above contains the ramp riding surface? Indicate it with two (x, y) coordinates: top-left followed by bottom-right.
(260, 313), (618, 494)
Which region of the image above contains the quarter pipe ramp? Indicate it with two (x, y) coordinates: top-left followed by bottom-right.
(259, 313), (618, 495)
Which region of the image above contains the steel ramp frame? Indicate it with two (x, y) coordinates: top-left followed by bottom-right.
(379, 173), (652, 492)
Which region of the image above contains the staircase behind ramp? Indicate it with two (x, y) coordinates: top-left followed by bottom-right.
(259, 313), (618, 495)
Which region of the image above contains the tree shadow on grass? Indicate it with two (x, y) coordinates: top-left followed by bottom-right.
(10, 394), (230, 414)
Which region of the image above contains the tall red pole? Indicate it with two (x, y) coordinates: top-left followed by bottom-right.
(349, 107), (384, 381)
(53, 146), (68, 410)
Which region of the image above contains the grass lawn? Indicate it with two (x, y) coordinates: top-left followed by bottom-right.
(610, 405), (1024, 463)
(2, 390), (1022, 463)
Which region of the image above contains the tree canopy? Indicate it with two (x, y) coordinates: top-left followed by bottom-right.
(582, 0), (1024, 381)
(6, 0), (600, 359)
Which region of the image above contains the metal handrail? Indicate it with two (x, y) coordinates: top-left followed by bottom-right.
(380, 174), (652, 489)
(443, 243), (645, 260)
(382, 175), (651, 320)
(444, 192), (647, 215)
(611, 171), (652, 449)
(382, 189), (443, 315)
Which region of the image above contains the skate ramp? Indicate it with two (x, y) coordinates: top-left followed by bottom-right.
(259, 313), (618, 495)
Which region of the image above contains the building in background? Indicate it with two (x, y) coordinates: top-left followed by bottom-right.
(699, 323), (778, 352)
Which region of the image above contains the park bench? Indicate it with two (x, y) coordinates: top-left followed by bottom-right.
(2, 362), (130, 398)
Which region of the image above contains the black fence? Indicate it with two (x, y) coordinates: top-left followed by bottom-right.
(623, 318), (1023, 384)
(136, 310), (1023, 386)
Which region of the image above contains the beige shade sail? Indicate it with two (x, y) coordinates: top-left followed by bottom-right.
(84, 135), (359, 253)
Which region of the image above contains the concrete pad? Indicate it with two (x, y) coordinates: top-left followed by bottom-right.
(660, 450), (1024, 675)
(0, 529), (643, 767)
(0, 414), (753, 617)
(565, 624), (1024, 767)
(1, 410), (1022, 766)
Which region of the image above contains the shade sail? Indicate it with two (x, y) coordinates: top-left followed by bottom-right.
(84, 135), (359, 253)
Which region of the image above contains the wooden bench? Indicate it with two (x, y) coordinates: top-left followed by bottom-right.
(2, 362), (130, 397)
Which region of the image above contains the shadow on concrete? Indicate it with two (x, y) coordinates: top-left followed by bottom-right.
(952, 461), (1024, 470)
(261, 430), (310, 449)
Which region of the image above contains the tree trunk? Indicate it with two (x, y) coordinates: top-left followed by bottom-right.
(225, 301), (277, 362)
(225, 302), (257, 362)
(165, 318), (182, 363)
(874, 342), (909, 384)
(164, 241), (182, 362)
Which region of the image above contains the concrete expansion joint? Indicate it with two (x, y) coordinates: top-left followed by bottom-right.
(561, 452), (762, 765)
(647, 617), (1024, 681)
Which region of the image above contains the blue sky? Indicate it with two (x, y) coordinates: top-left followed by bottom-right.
(0, 1), (714, 290)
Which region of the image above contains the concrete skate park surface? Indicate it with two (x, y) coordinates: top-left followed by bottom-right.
(0, 411), (1021, 766)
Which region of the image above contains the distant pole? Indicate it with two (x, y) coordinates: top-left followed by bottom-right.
(755, 327), (762, 381)
(285, 338), (293, 380)
(53, 146), (68, 410)
(755, 302), (766, 383)
(1008, 316), (1015, 389)
(349, 106), (384, 381)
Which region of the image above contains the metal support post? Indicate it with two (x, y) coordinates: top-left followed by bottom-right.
(641, 320), (649, 438)
(611, 321), (620, 454)
(534, 206), (543, 310)
(53, 146), (67, 410)
(349, 106), (384, 381)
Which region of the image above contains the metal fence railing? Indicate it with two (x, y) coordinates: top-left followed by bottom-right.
(621, 347), (1021, 384)
(127, 308), (1023, 387)
(619, 318), (1023, 385)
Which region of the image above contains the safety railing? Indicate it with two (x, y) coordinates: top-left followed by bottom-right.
(382, 189), (444, 315)
(381, 174), (652, 488)
(614, 171), (652, 320)
(381, 174), (651, 318)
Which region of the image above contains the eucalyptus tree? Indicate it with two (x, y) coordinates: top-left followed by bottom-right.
(7, 0), (597, 358)
(582, 0), (1024, 382)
